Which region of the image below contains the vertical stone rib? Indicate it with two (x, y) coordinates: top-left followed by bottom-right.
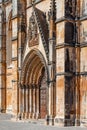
(36, 86), (40, 119)
(0, 4), (6, 113)
(47, 0), (56, 125)
(75, 0), (80, 126)
(20, 86), (24, 118)
(32, 85), (36, 118)
(25, 86), (28, 119)
(29, 85), (33, 118)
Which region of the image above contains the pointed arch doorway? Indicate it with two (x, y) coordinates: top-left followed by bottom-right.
(20, 50), (48, 119)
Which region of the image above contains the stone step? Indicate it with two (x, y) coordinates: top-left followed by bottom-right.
(0, 113), (13, 120)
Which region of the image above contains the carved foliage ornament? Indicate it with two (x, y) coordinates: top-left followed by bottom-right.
(28, 12), (39, 47)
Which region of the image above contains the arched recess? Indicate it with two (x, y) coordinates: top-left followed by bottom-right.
(19, 49), (48, 119)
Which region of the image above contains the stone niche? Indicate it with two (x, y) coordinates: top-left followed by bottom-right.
(65, 22), (74, 44)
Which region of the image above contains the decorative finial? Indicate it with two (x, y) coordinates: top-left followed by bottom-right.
(48, 0), (56, 21)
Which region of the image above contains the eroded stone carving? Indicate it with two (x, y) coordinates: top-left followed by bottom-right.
(28, 12), (38, 47)
(65, 0), (76, 19)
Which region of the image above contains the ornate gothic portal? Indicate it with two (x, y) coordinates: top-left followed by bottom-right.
(19, 50), (48, 119)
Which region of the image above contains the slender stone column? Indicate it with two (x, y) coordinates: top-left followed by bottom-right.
(75, 0), (80, 125)
(23, 86), (26, 118)
(0, 4), (6, 113)
(25, 85), (29, 119)
(48, 84), (52, 116)
(29, 85), (33, 118)
(47, 0), (56, 125)
(21, 87), (25, 118)
(48, 80), (55, 125)
(36, 85), (40, 119)
(28, 85), (30, 118)
(32, 84), (36, 119)
(18, 84), (22, 119)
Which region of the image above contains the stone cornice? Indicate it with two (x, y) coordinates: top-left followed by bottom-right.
(56, 72), (87, 77)
(55, 15), (87, 24)
(80, 15), (87, 21)
(55, 42), (87, 49)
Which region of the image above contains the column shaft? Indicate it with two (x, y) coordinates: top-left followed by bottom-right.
(25, 87), (29, 119)
(18, 86), (22, 120)
(21, 88), (25, 118)
(33, 87), (36, 118)
(36, 87), (40, 119)
(29, 87), (33, 118)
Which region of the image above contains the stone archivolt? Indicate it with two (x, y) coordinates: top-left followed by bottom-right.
(19, 49), (48, 119)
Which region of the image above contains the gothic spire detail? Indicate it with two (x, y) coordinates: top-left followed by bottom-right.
(48, 0), (56, 21)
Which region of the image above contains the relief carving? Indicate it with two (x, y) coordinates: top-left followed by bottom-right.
(28, 12), (39, 47)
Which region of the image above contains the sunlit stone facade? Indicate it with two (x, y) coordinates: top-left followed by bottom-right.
(0, 0), (87, 127)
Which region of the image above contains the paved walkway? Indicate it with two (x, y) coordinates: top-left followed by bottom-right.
(0, 114), (87, 130)
(0, 120), (87, 130)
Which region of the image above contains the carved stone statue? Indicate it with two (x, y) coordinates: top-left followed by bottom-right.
(28, 11), (38, 47)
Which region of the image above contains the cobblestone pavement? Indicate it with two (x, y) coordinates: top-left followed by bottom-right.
(0, 120), (87, 130)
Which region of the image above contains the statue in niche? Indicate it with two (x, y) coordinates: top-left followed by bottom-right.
(28, 12), (38, 47)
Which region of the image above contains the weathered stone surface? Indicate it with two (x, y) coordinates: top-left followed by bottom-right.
(0, 0), (87, 127)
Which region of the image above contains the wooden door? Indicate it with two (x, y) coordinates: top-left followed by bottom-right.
(40, 87), (46, 118)
(39, 69), (47, 119)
